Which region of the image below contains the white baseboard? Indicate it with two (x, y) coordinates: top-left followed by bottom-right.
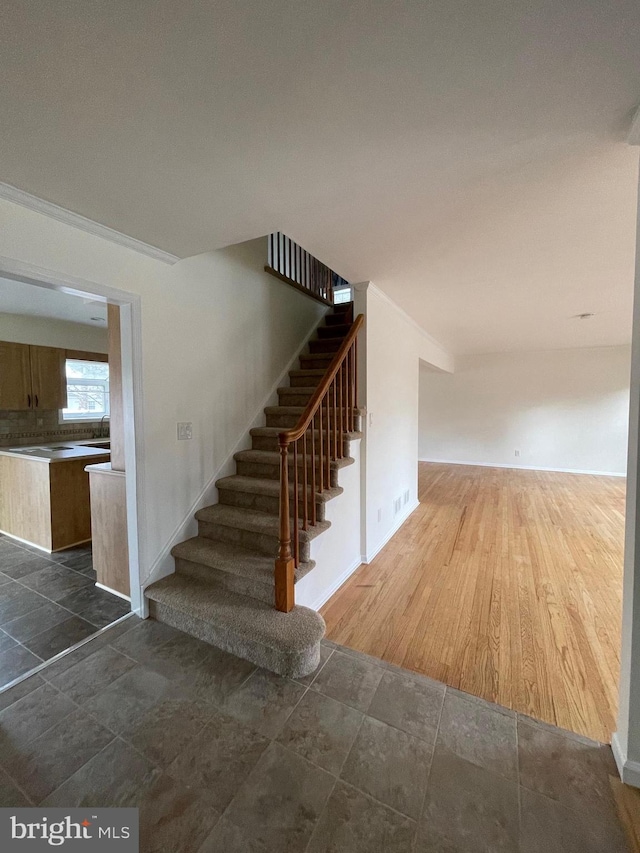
(418, 459), (626, 478)
(612, 731), (640, 787)
(363, 500), (420, 564)
(142, 316), (327, 590)
(309, 556), (363, 611)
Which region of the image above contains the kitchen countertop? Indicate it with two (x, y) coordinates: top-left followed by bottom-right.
(0, 439), (111, 463)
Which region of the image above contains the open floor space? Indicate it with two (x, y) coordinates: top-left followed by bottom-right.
(0, 534), (130, 686)
(322, 463), (625, 744)
(0, 617), (629, 852)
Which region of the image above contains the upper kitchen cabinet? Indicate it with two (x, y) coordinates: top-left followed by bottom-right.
(0, 341), (32, 409)
(0, 342), (67, 410)
(29, 345), (67, 410)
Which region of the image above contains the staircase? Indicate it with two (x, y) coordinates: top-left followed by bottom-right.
(145, 302), (361, 678)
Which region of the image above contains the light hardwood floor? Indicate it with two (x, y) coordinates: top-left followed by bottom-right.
(321, 462), (625, 743)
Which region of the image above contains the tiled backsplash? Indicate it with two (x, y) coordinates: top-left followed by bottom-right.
(0, 409), (108, 447)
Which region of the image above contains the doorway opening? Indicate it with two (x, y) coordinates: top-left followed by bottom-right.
(0, 270), (142, 692)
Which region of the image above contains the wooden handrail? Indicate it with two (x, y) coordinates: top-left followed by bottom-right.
(279, 314), (364, 445)
(275, 312), (363, 613)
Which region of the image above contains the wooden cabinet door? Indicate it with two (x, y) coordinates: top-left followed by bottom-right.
(0, 341), (32, 410)
(29, 346), (67, 410)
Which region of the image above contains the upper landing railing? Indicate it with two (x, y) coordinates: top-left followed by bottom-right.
(265, 233), (349, 306)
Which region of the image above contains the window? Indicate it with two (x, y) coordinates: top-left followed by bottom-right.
(61, 359), (110, 422)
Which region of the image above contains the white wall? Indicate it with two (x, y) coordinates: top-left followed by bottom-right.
(356, 282), (454, 562)
(419, 347), (631, 475)
(295, 440), (362, 611)
(0, 197), (326, 593)
(0, 312), (108, 351)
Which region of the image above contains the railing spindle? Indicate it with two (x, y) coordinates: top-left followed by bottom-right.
(275, 439), (295, 612)
(325, 390), (331, 485)
(293, 439), (299, 567)
(331, 377), (338, 459)
(318, 399), (324, 492)
(311, 414), (317, 524)
(338, 363), (344, 459)
(302, 431), (308, 532)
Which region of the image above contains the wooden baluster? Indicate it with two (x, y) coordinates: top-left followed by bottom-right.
(292, 439), (299, 567)
(325, 390), (331, 484)
(350, 343), (355, 432)
(302, 431), (308, 531)
(354, 337), (359, 430)
(331, 377), (338, 459)
(347, 345), (352, 433)
(310, 414), (317, 525)
(338, 363), (344, 459)
(318, 399), (324, 492)
(275, 438), (295, 612)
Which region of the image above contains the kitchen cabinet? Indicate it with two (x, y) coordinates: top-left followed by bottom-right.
(0, 341), (32, 409)
(0, 341), (67, 410)
(0, 446), (110, 551)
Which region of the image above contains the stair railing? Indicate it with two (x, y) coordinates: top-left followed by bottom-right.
(275, 314), (364, 612)
(266, 233), (349, 307)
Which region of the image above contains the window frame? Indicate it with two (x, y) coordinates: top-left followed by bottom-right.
(59, 358), (111, 425)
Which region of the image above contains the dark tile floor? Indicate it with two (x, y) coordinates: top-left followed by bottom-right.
(0, 535), (131, 686)
(0, 618), (630, 852)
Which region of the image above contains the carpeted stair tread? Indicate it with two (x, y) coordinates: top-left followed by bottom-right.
(146, 575), (325, 673)
(277, 385), (315, 396)
(171, 537), (314, 583)
(234, 448), (356, 470)
(195, 504), (331, 540)
(216, 474), (343, 502)
(288, 369), (327, 378)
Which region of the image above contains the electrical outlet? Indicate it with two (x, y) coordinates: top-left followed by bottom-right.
(404, 489), (410, 505)
(515, 450), (520, 457)
(377, 508), (382, 522)
(369, 412), (374, 427)
(177, 422), (193, 441)
(394, 497), (402, 515)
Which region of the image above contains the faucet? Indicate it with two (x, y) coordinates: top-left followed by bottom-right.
(94, 415), (110, 439)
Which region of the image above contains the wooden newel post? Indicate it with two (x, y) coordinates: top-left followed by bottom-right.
(275, 437), (295, 612)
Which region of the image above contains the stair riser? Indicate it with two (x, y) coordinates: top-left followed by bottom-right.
(325, 312), (351, 326)
(218, 488), (327, 521)
(175, 557), (274, 605)
(308, 338), (343, 354)
(278, 390), (316, 406)
(317, 325), (351, 339)
(236, 459), (340, 488)
(149, 600), (321, 679)
(299, 355), (334, 370)
(198, 520), (312, 562)
(288, 375), (324, 387)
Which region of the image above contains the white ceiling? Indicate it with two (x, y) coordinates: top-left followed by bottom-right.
(0, 278), (107, 326)
(1, 1), (639, 353)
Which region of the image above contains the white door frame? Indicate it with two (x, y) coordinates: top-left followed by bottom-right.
(0, 254), (146, 615)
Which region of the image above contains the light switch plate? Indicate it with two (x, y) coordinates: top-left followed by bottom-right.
(177, 422), (192, 440)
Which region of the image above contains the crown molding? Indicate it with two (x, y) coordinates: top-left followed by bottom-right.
(629, 104), (640, 146)
(0, 181), (180, 265)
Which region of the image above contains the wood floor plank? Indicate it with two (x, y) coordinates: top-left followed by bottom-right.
(321, 462), (624, 743)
